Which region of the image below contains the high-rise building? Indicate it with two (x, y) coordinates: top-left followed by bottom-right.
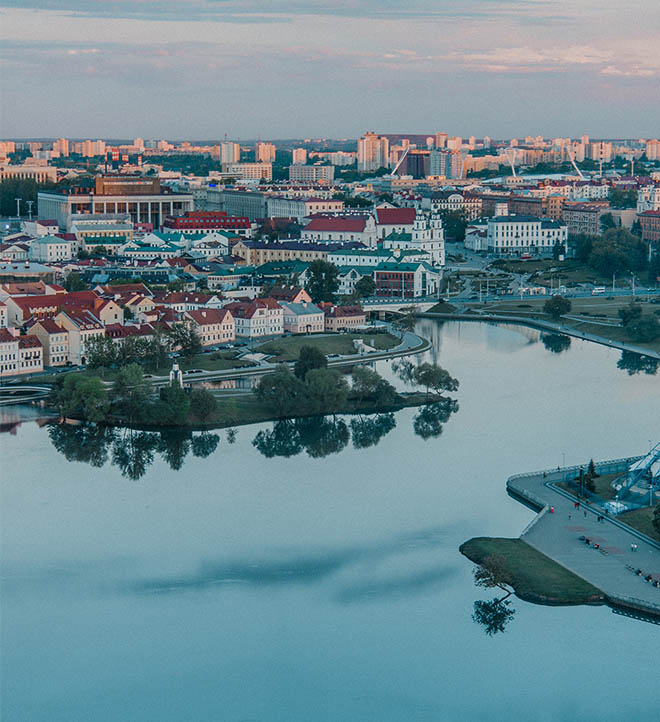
(292, 148), (307, 165)
(434, 132), (448, 149)
(53, 138), (69, 156)
(357, 132), (389, 172)
(256, 142), (276, 163)
(645, 139), (659, 161)
(589, 141), (612, 163)
(221, 142), (240, 164)
(483, 136), (491, 149)
(446, 136), (462, 151)
(429, 150), (464, 179)
(133, 138), (145, 151)
(288, 165), (334, 183)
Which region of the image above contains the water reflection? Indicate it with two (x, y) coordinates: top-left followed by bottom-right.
(541, 333), (572, 354)
(472, 598), (516, 636)
(617, 350), (659, 375)
(413, 399), (459, 440)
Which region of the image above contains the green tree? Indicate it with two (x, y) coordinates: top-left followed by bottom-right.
(568, 233), (597, 263)
(156, 384), (191, 425)
(255, 365), (309, 417)
(294, 345), (327, 379)
(56, 375), (109, 423)
(353, 275), (376, 298)
(305, 259), (340, 303)
(304, 368), (349, 414)
(599, 213), (617, 232)
(413, 362), (460, 398)
(608, 187), (638, 209)
(543, 295), (572, 319)
(190, 387), (217, 422)
(653, 503), (660, 537)
(64, 272), (88, 292)
(112, 363), (152, 423)
(351, 365), (381, 403)
(625, 315), (660, 343)
(169, 323), (202, 360)
(618, 303), (642, 326)
(392, 306), (418, 335)
(439, 209), (468, 242)
(84, 335), (119, 371)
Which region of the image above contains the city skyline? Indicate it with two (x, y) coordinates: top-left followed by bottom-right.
(2, 1), (659, 139)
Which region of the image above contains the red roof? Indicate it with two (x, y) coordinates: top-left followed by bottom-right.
(34, 319), (66, 334)
(19, 335), (42, 349)
(304, 216), (368, 232)
(186, 308), (232, 326)
(375, 208), (416, 225)
(324, 304), (365, 318)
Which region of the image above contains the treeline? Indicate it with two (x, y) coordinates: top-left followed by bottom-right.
(0, 178), (58, 216)
(52, 363), (217, 426)
(570, 228), (660, 284)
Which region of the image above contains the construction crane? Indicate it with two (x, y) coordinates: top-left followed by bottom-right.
(504, 147), (520, 177)
(390, 146), (409, 176)
(566, 147), (586, 180)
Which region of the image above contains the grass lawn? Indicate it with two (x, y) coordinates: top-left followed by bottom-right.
(460, 537), (604, 605)
(557, 472), (622, 502)
(428, 301), (457, 313)
(257, 332), (399, 361)
(618, 507), (660, 542)
(171, 352), (255, 373)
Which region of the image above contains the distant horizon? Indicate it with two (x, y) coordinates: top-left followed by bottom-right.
(1, 2), (659, 138)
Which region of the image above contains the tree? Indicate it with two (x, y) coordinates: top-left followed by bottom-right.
(609, 187), (638, 209)
(439, 209), (468, 242)
(587, 459), (598, 479)
(588, 228), (648, 276)
(55, 375), (109, 423)
(599, 212), (617, 232)
(413, 362), (459, 398)
(85, 335), (119, 370)
(64, 272), (87, 292)
(305, 259), (339, 303)
(654, 503), (660, 537)
(169, 323), (202, 359)
(255, 365), (308, 417)
(190, 387), (217, 422)
(294, 345), (327, 379)
(618, 303), (642, 326)
(568, 233), (598, 263)
(625, 315), (660, 343)
(156, 384), (191, 425)
(350, 365), (380, 403)
(353, 275), (376, 299)
(543, 295), (571, 320)
(112, 363), (152, 423)
(304, 368), (349, 414)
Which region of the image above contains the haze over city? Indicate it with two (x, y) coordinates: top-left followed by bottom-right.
(2, 0), (660, 138)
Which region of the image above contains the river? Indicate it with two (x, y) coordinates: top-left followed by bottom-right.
(1, 321), (658, 721)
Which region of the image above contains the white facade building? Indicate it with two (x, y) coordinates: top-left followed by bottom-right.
(487, 215), (567, 255)
(28, 236), (74, 262)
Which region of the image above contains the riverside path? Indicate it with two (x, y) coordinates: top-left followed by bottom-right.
(507, 461), (660, 618)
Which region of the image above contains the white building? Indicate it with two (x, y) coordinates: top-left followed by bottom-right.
(225, 163), (272, 181)
(221, 142), (240, 164)
(301, 214), (378, 248)
(288, 165), (335, 183)
(256, 142), (276, 163)
(292, 148), (307, 165)
(266, 196), (343, 221)
(28, 235), (74, 262)
(381, 213), (445, 266)
(487, 215), (567, 255)
(357, 132), (389, 172)
(637, 186), (660, 213)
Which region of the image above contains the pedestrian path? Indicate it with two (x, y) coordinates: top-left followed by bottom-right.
(507, 463), (660, 618)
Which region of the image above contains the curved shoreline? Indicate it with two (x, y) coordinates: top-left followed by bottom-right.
(420, 311), (660, 360)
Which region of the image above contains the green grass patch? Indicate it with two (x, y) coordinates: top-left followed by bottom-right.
(460, 537), (604, 605)
(618, 507), (660, 542)
(557, 472), (622, 502)
(428, 301), (457, 314)
(257, 332), (399, 361)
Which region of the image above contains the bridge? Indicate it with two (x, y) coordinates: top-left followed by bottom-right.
(0, 385), (52, 406)
(362, 297), (438, 313)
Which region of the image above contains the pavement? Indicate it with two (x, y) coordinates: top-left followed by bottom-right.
(508, 467), (660, 615)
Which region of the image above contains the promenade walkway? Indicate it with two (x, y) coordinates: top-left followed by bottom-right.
(422, 311), (660, 360)
(507, 463), (660, 618)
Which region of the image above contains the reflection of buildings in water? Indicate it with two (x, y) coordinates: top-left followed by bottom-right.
(0, 406), (57, 434)
(200, 377), (256, 391)
(415, 318), (444, 363)
(434, 320), (541, 354)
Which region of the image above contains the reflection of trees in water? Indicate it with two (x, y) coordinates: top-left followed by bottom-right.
(48, 423), (117, 467)
(112, 429), (159, 481)
(617, 350), (659, 376)
(470, 554), (516, 636)
(541, 333), (572, 354)
(191, 432), (220, 458)
(47, 423), (219, 481)
(413, 399), (459, 440)
(350, 413), (396, 449)
(252, 417), (350, 459)
(472, 598), (516, 636)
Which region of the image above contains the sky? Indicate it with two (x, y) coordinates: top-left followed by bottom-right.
(1, 0), (659, 140)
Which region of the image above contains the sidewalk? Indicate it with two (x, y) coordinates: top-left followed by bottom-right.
(507, 467), (660, 616)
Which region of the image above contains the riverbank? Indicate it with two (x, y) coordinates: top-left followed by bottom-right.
(58, 390), (453, 433)
(460, 537), (605, 606)
(422, 310), (660, 359)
